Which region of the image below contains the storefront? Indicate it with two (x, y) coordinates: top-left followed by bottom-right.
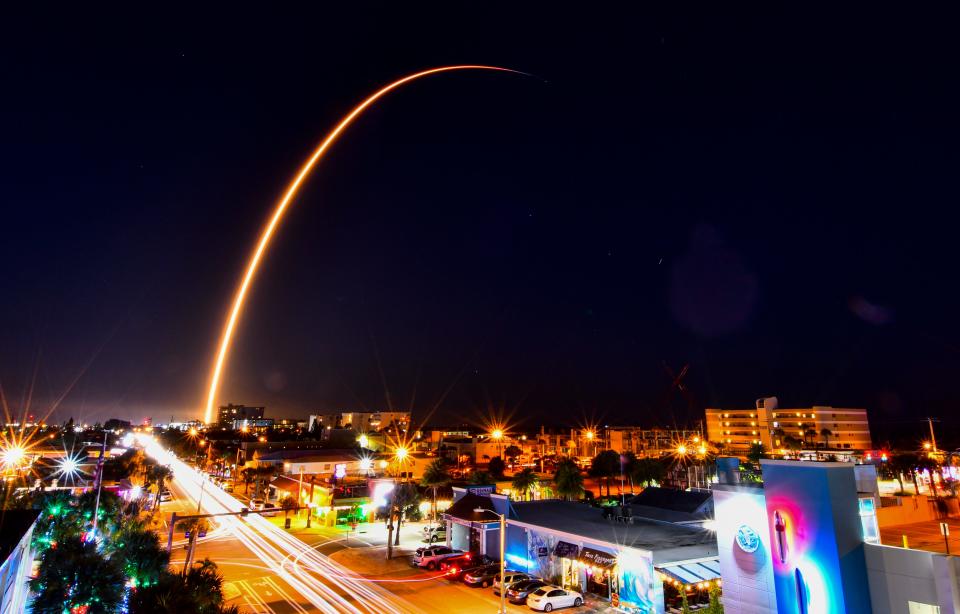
(443, 491), (501, 555)
(503, 500), (718, 613)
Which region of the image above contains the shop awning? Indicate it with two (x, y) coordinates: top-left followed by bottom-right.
(578, 547), (617, 569)
(655, 559), (721, 585)
(553, 541), (579, 559)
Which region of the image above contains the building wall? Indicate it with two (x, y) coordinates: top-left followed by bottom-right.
(706, 404), (871, 453)
(607, 428), (702, 457)
(864, 543), (960, 614)
(218, 404), (265, 426)
(505, 522), (664, 613)
(761, 460), (872, 614)
(0, 520), (37, 614)
(308, 411), (411, 433)
(713, 485), (778, 614)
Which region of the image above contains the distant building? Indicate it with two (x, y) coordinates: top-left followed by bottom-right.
(605, 427), (704, 457)
(232, 418), (274, 434)
(218, 403), (265, 427)
(307, 411), (410, 435)
(705, 396), (872, 454)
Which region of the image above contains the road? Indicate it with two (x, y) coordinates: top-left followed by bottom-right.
(145, 439), (419, 614)
(149, 440), (611, 613)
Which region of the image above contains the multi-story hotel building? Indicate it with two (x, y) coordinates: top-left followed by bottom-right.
(705, 396), (872, 453)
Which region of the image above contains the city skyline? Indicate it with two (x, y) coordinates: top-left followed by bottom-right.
(4, 6), (960, 444)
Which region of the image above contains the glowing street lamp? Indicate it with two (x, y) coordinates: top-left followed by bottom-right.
(358, 434), (369, 449)
(676, 444), (688, 456)
(395, 446), (408, 461)
(1, 445), (26, 469)
(491, 429), (504, 459)
(57, 456), (79, 477)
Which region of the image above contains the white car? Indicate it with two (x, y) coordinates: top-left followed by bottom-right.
(411, 545), (462, 570)
(526, 586), (583, 612)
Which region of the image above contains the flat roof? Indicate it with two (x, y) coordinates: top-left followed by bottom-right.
(509, 500), (717, 564)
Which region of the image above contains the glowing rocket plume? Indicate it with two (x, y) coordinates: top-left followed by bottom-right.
(204, 65), (525, 424)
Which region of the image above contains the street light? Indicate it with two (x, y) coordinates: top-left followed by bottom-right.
(358, 434), (369, 449)
(474, 507), (507, 614)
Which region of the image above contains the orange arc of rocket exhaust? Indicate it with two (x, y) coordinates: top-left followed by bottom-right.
(203, 65), (527, 424)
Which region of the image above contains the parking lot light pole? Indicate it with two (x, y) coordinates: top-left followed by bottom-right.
(475, 507), (506, 614)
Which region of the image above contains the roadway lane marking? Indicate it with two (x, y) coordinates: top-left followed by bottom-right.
(239, 579), (276, 614)
(262, 576), (310, 614)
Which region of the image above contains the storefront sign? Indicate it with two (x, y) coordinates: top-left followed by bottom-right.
(467, 485), (494, 495)
(579, 546), (617, 568)
(554, 541), (579, 558)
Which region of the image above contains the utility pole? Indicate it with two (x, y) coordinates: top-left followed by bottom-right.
(90, 430), (109, 541)
(167, 512), (178, 552)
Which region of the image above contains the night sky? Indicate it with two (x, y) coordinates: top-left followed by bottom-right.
(3, 6), (960, 444)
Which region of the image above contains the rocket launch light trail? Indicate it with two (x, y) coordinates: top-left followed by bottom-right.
(203, 65), (526, 424)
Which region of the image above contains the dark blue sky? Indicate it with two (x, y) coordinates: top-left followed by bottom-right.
(2, 5), (959, 444)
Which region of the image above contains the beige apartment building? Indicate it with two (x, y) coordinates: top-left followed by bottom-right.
(705, 396), (872, 454)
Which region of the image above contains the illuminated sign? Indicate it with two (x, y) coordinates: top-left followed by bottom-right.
(334, 463), (347, 479)
(735, 524), (761, 553)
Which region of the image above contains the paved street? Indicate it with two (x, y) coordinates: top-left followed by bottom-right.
(161, 473), (615, 613)
(880, 518), (960, 554)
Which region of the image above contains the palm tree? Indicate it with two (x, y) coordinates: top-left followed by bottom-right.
(818, 428), (832, 450)
(254, 465), (277, 499)
(746, 442), (766, 466)
(29, 536), (126, 614)
(589, 450), (621, 497)
(804, 428), (818, 448)
(553, 459), (584, 501)
(241, 467), (256, 494)
(108, 524), (170, 588)
(279, 494), (298, 521)
(631, 458), (667, 488)
(149, 465), (172, 509)
(128, 558), (237, 614)
(469, 470), (493, 485)
(420, 459), (452, 525)
(511, 468), (540, 501)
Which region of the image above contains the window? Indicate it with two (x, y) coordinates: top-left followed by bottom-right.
(908, 602), (941, 614)
(549, 590), (564, 597)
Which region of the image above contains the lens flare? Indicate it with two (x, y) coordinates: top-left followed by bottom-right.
(203, 65), (526, 423)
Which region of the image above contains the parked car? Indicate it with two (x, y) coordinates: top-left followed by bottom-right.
(411, 545), (462, 570)
(505, 579), (548, 604)
(527, 586), (584, 612)
(463, 564), (503, 588)
(492, 571), (534, 596)
(438, 552), (474, 573)
(422, 525), (446, 543)
(441, 554), (493, 580)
